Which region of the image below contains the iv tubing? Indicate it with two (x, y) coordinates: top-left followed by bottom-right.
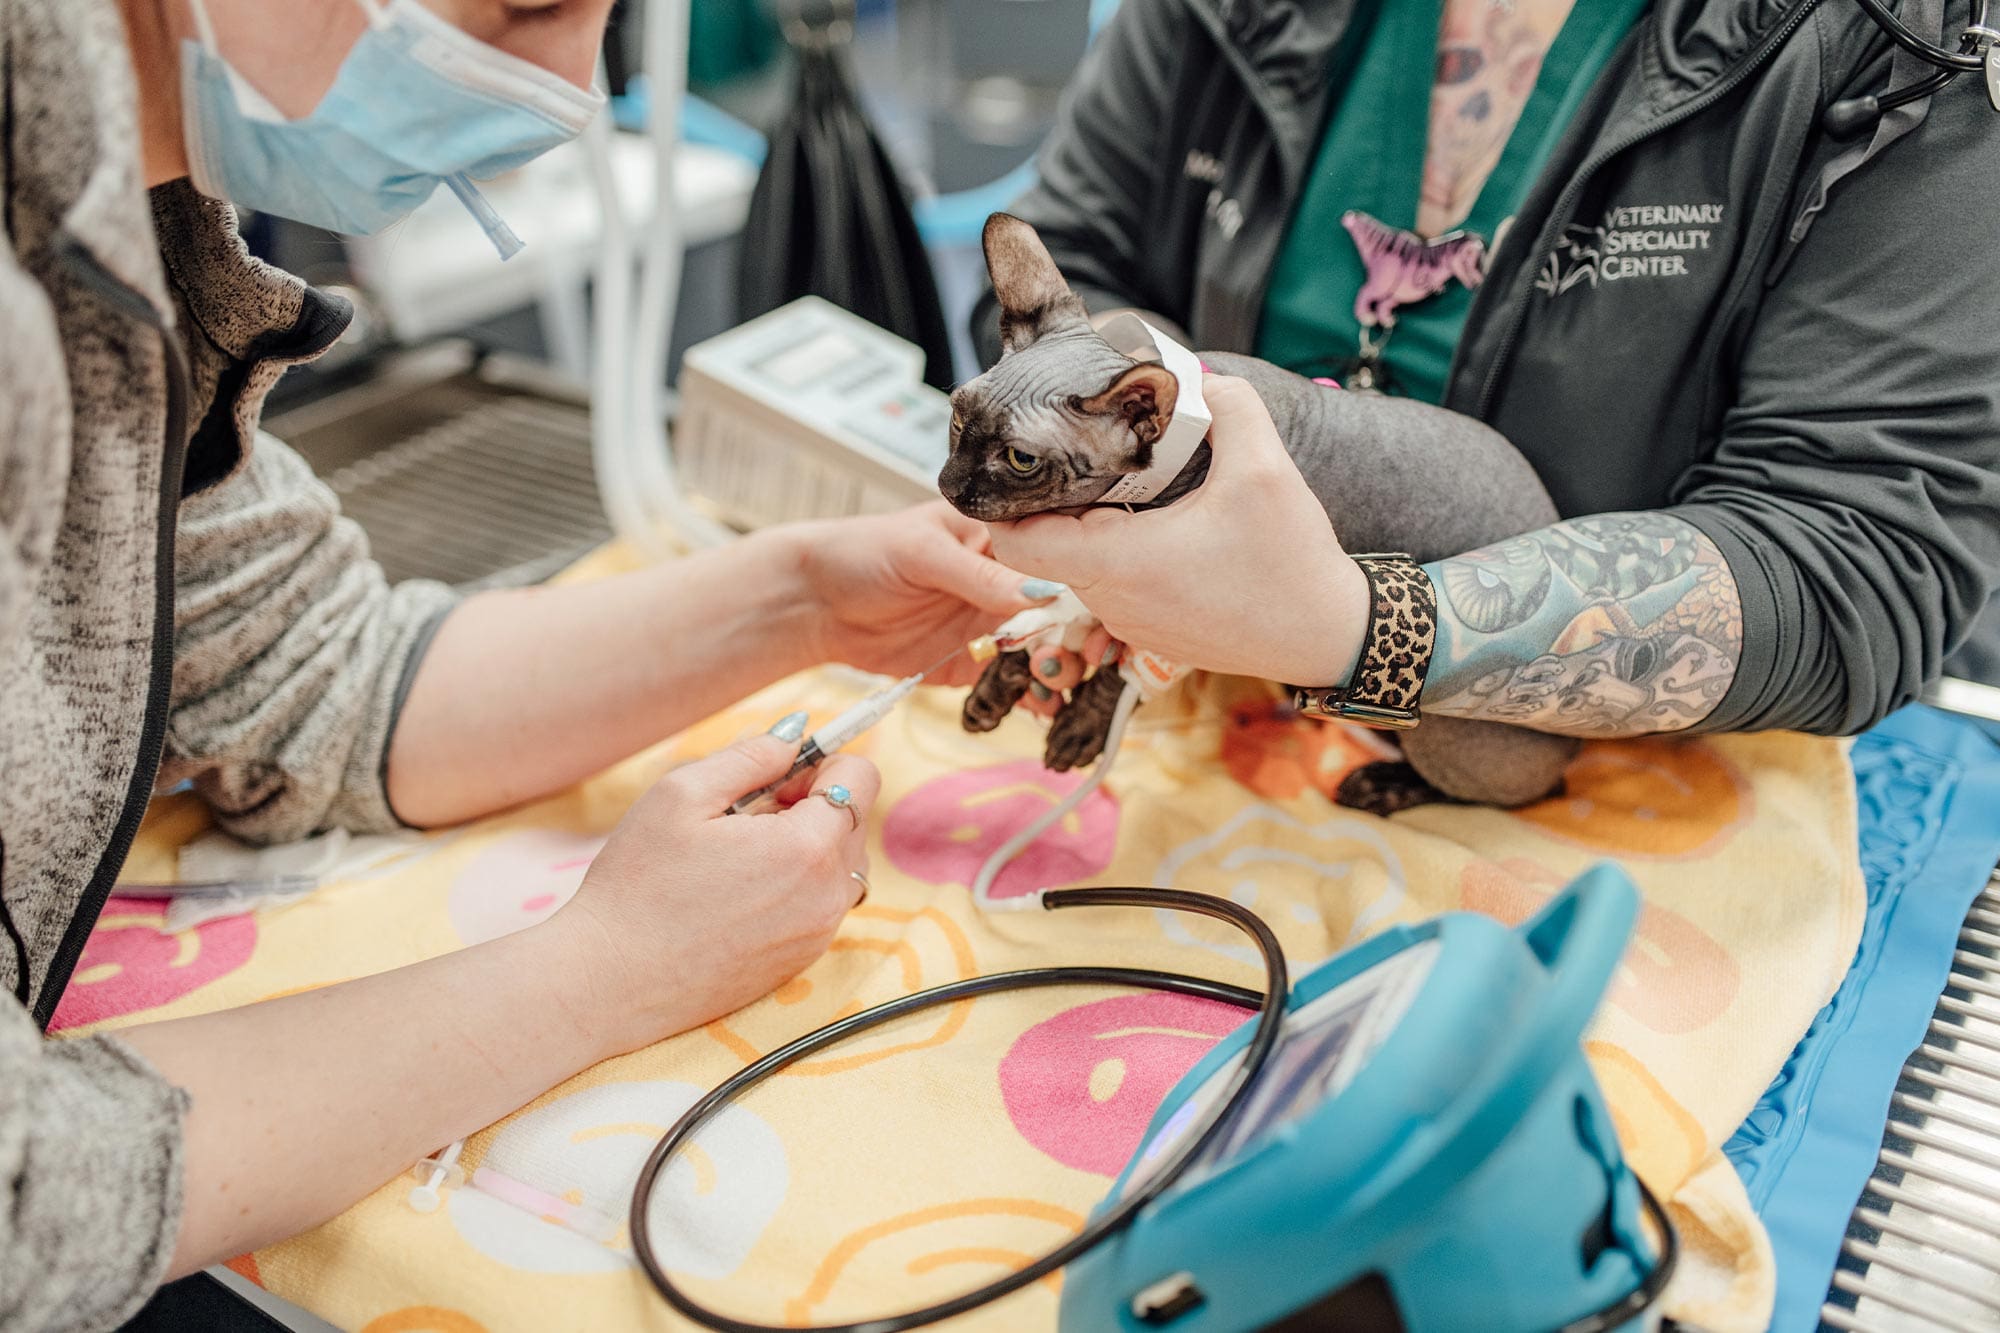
(969, 677), (1141, 912)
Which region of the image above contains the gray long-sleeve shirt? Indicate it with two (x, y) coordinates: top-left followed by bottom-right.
(1, 1), (454, 1325)
(975, 0), (2000, 730)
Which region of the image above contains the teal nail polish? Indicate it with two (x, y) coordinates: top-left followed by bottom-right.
(1029, 680), (1053, 702)
(1020, 578), (1066, 600)
(1039, 656), (1064, 679)
(1101, 644), (1122, 667)
(766, 710), (809, 743)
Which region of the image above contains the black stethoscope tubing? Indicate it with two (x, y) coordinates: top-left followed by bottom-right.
(1824, 0), (1997, 133)
(1852, 0), (1993, 72)
(629, 887), (1290, 1333)
(627, 886), (1680, 1333)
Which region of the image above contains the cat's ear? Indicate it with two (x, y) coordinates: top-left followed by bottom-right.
(985, 213), (1089, 353)
(1078, 363), (1180, 447)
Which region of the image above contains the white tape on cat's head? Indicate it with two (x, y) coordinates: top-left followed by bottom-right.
(1092, 315), (1212, 506)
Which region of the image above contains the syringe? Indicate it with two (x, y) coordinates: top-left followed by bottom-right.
(444, 173), (526, 261)
(724, 673), (927, 815)
(724, 597), (1095, 817)
(725, 640), (977, 815)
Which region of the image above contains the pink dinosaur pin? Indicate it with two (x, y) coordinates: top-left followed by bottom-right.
(1343, 210), (1489, 331)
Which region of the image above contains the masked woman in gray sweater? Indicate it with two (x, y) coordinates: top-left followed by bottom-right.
(0, 2), (1056, 1326)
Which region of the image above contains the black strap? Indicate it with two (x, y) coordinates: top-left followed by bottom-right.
(118, 1274), (293, 1333)
(1, 833), (30, 1006)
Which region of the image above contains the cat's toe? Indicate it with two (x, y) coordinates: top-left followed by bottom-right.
(1335, 762), (1453, 817)
(962, 697), (1009, 733)
(1044, 716), (1111, 772)
(962, 650), (1034, 733)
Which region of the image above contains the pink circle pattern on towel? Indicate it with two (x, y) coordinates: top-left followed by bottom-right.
(48, 896), (257, 1030)
(448, 829), (607, 945)
(999, 992), (1246, 1175)
(881, 760), (1120, 901)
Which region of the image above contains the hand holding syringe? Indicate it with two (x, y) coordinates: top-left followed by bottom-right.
(723, 668), (938, 815)
(724, 599), (1092, 816)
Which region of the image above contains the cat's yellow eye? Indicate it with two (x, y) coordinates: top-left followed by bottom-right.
(1005, 447), (1041, 475)
(950, 412), (963, 436)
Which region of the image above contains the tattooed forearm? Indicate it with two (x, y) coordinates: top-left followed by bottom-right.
(1419, 512), (1743, 738)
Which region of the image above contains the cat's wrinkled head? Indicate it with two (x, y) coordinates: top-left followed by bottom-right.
(939, 214), (1181, 522)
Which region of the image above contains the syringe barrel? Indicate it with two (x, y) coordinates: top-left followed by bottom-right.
(809, 674), (922, 752)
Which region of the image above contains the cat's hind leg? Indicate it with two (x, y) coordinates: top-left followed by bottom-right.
(1398, 716), (1577, 808)
(1045, 667), (1133, 771)
(963, 650), (1035, 732)
(1334, 720), (1574, 816)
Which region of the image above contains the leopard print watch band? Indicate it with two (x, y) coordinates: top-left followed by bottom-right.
(1292, 554), (1437, 729)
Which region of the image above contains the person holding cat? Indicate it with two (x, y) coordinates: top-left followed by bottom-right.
(0, 2), (1045, 1326)
(976, 0), (2000, 748)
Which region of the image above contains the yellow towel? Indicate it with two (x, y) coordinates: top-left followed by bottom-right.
(73, 560), (1861, 1333)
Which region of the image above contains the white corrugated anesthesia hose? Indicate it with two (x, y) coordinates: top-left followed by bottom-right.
(586, 0), (733, 559)
(583, 107), (669, 559)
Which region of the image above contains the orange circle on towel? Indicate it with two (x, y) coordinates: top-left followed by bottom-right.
(1462, 858), (1740, 1034)
(1220, 699), (1380, 801)
(1512, 739), (1751, 860)
(361, 1308), (488, 1333)
(1585, 1040), (1709, 1194)
(705, 906), (983, 1074)
(784, 1198), (1084, 1326)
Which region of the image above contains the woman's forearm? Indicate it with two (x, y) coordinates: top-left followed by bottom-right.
(1421, 511), (1743, 737)
(119, 915), (620, 1279)
(386, 529), (818, 826)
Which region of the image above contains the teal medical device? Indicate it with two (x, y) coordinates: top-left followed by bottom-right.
(1064, 863), (1668, 1333)
(632, 866), (1674, 1333)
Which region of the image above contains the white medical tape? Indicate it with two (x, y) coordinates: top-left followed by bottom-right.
(1092, 315), (1212, 506)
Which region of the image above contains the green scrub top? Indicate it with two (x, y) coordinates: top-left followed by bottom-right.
(1256, 0), (1646, 403)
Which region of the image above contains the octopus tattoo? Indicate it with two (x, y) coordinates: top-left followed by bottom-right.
(1425, 512), (1745, 738)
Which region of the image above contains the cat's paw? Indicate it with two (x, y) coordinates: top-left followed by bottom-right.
(1043, 669), (1130, 771)
(963, 650), (1035, 733)
(1334, 761), (1453, 817)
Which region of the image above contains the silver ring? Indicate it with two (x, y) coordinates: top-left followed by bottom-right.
(813, 784), (860, 831)
(849, 870), (870, 905)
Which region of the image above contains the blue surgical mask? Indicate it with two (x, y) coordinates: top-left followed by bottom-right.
(179, 0), (603, 256)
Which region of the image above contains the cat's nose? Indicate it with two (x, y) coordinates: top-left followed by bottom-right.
(937, 455), (973, 502)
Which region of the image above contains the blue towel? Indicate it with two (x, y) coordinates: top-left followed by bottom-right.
(1724, 705), (2000, 1332)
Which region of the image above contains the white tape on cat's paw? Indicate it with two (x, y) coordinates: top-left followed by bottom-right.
(1092, 315), (1212, 506)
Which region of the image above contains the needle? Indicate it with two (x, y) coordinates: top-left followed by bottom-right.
(915, 644), (972, 678)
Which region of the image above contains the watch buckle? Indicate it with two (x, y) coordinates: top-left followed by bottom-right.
(1331, 700), (1421, 730)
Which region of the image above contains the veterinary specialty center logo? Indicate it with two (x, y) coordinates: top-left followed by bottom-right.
(1537, 203), (1726, 296)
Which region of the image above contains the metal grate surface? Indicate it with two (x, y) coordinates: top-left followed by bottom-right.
(1822, 875), (2000, 1332)
(315, 391), (610, 592)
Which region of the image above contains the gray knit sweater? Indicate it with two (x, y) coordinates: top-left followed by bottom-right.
(0, 1), (457, 1326)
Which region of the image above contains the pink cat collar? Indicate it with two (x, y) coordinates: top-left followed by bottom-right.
(1092, 314), (1213, 505)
